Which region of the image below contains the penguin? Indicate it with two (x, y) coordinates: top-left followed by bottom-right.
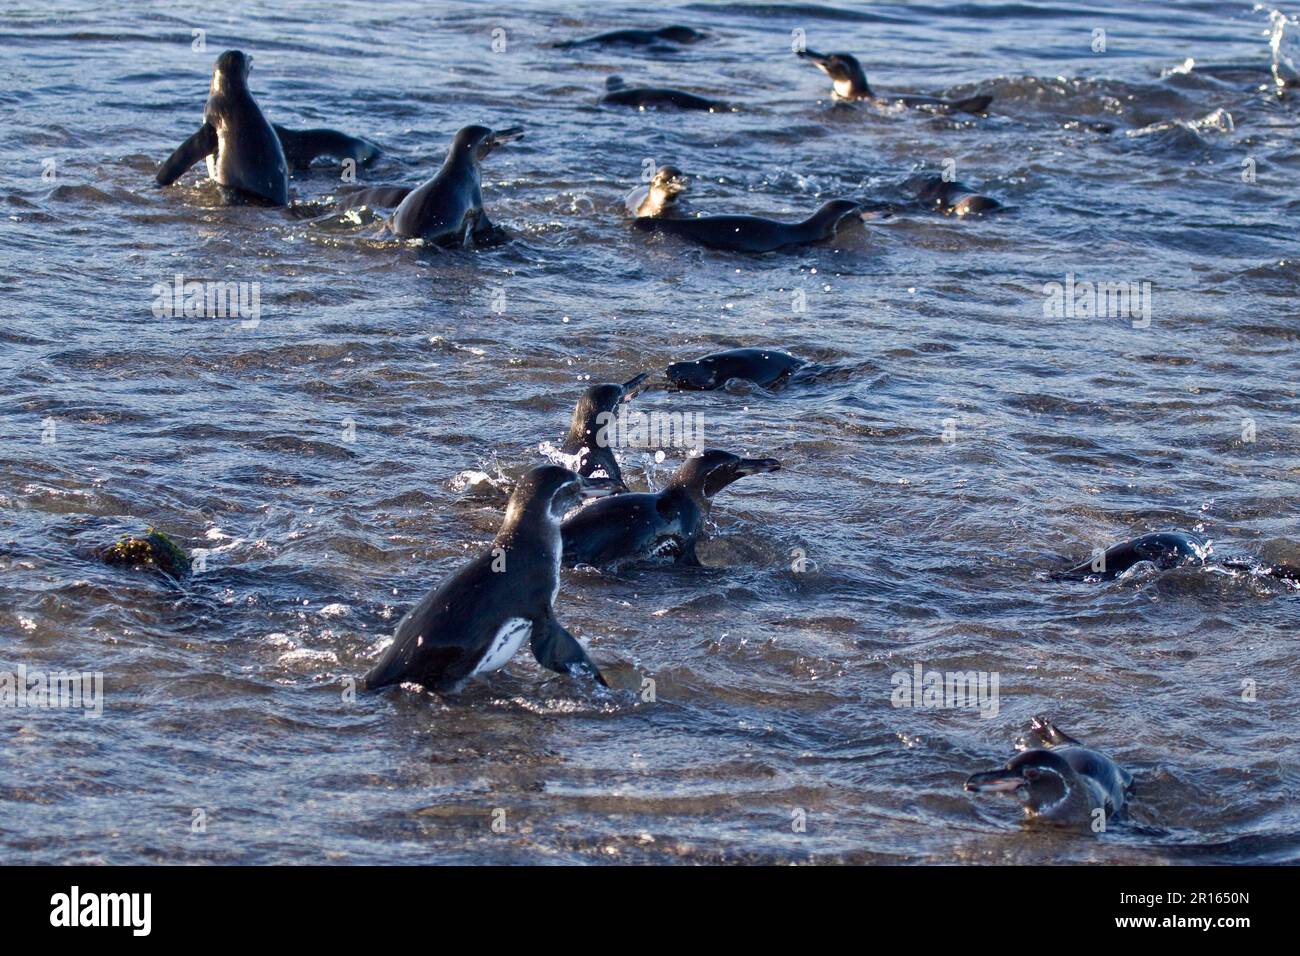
(561, 449), (780, 567)
(155, 50), (380, 205)
(796, 48), (993, 114)
(903, 173), (1001, 216)
(1051, 530), (1300, 583)
(362, 466), (615, 693)
(965, 717), (1134, 828)
(625, 165), (690, 218)
(634, 198), (861, 252)
(388, 124), (523, 246)
(560, 373), (649, 489)
(600, 76), (730, 111)
(556, 26), (707, 49)
(665, 348), (805, 390)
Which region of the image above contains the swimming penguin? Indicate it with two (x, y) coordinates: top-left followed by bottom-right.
(634, 199), (861, 252)
(556, 26), (706, 49)
(560, 373), (650, 489)
(903, 173), (1001, 216)
(796, 49), (993, 114)
(665, 348), (805, 390)
(155, 50), (380, 205)
(362, 466), (615, 694)
(965, 717), (1134, 828)
(1051, 530), (1300, 583)
(388, 125), (523, 246)
(561, 449), (780, 567)
(625, 165), (689, 218)
(600, 76), (730, 111)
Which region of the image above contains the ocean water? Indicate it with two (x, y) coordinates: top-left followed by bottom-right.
(1, 0), (1297, 864)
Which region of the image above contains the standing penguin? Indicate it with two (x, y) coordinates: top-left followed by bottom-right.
(559, 373), (649, 489)
(388, 124), (523, 246)
(362, 466), (615, 693)
(561, 449), (780, 567)
(965, 717), (1134, 828)
(155, 50), (380, 205)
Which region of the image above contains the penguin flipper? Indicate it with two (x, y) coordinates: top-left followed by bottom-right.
(156, 123), (217, 186)
(336, 184), (413, 211)
(1120, 766), (1136, 794)
(273, 124), (381, 171)
(530, 618), (608, 687)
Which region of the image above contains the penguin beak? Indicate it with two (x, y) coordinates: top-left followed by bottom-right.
(578, 476), (620, 499)
(619, 372), (649, 400)
(798, 49), (833, 74)
(488, 126), (524, 148)
(964, 769), (1026, 794)
(733, 457), (781, 477)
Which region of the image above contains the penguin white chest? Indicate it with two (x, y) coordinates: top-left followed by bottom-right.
(473, 617), (532, 675)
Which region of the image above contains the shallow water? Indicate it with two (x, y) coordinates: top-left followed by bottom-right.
(1, 0), (1298, 864)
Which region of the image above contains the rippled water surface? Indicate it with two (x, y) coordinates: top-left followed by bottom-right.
(1, 0), (1298, 864)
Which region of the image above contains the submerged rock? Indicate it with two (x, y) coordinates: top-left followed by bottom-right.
(99, 528), (191, 579)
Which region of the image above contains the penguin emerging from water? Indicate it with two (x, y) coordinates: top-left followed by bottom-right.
(1050, 530), (1300, 583)
(560, 373), (649, 489)
(362, 466), (615, 693)
(665, 348), (805, 390)
(600, 76), (730, 111)
(561, 449), (780, 567)
(796, 48), (993, 115)
(625, 165), (690, 218)
(965, 717), (1134, 828)
(155, 50), (380, 205)
(903, 173), (1001, 216)
(387, 125), (524, 246)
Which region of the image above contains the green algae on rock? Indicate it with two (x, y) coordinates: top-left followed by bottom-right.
(99, 528), (191, 579)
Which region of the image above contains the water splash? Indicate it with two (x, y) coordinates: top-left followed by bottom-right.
(1269, 9), (1300, 87)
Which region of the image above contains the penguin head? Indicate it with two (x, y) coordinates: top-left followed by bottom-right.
(452, 125), (524, 163)
(811, 198), (864, 229)
(797, 49), (871, 98)
(650, 165), (689, 203)
(563, 374), (649, 484)
(211, 50), (253, 94)
(965, 749), (1081, 817)
(656, 26), (704, 43)
(669, 449), (781, 501)
(505, 466), (618, 530)
(664, 356), (721, 389)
